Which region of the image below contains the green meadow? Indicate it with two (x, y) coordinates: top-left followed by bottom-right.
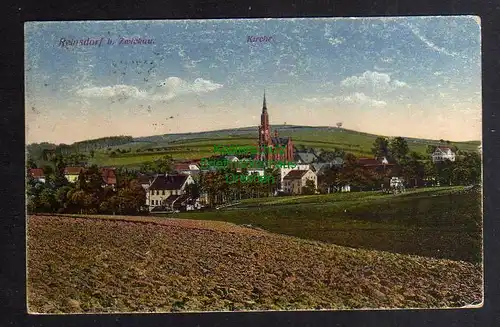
(168, 186), (482, 263)
(88, 127), (480, 167)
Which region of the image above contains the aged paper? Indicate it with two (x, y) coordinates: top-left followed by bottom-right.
(25, 17), (482, 313)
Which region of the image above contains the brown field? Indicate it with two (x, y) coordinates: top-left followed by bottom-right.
(27, 215), (482, 313)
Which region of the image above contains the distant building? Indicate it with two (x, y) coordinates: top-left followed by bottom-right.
(431, 147), (456, 162)
(100, 168), (117, 189)
(311, 157), (344, 176)
(148, 174), (195, 210)
(278, 163), (311, 186)
(294, 151), (319, 164)
(282, 169), (317, 195)
(357, 157), (394, 171)
(173, 163), (201, 176)
(63, 167), (85, 183)
(159, 194), (202, 212)
(28, 168), (45, 183)
(257, 91), (295, 162)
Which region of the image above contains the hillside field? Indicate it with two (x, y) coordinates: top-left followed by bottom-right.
(87, 127), (480, 167)
(166, 186), (482, 263)
(27, 214), (482, 313)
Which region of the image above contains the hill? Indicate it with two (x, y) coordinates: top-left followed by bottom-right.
(91, 126), (480, 168)
(27, 126), (481, 168)
(27, 214), (482, 313)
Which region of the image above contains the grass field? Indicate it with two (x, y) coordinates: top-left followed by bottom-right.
(166, 186), (482, 263)
(27, 214), (482, 313)
(87, 127), (480, 167)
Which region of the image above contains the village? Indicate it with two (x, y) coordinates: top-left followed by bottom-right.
(26, 93), (481, 216)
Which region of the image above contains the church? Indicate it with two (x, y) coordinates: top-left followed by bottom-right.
(257, 92), (295, 162)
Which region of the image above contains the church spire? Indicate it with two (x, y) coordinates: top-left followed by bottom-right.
(262, 89), (267, 112)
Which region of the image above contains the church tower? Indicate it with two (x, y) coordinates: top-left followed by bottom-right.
(259, 90), (271, 145)
(258, 91), (272, 160)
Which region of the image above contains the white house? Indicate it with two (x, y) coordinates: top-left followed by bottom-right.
(431, 146), (456, 162)
(148, 174), (195, 210)
(279, 164), (310, 187)
(28, 168), (46, 183)
(282, 169), (317, 195)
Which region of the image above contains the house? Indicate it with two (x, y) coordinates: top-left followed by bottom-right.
(137, 173), (156, 207)
(294, 151), (319, 164)
(224, 155), (239, 162)
(311, 162), (330, 176)
(357, 157), (395, 173)
(147, 174), (195, 210)
(431, 147), (456, 162)
(331, 157), (345, 168)
(173, 163), (201, 176)
(278, 163), (311, 187)
(161, 194), (202, 212)
(28, 168), (45, 183)
(246, 168), (266, 176)
(282, 169), (317, 195)
(100, 168), (117, 189)
(63, 167), (85, 183)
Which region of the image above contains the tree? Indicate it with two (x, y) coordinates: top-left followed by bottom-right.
(371, 137), (390, 160)
(426, 145), (436, 154)
(26, 156), (37, 169)
(154, 155), (174, 173)
(70, 190), (87, 214)
(89, 150), (95, 158)
(39, 188), (56, 212)
(389, 137), (409, 163)
(336, 122), (343, 128)
(185, 182), (201, 199)
(85, 165), (104, 192)
(55, 185), (73, 212)
(400, 156), (424, 187)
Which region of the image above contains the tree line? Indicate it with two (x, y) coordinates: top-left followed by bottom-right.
(318, 137), (481, 192)
(27, 165), (146, 215)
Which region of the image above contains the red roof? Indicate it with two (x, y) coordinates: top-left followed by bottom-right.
(64, 167), (85, 175)
(174, 163), (191, 171)
(283, 170), (310, 180)
(29, 168), (44, 178)
(100, 168), (116, 185)
(358, 158), (381, 166)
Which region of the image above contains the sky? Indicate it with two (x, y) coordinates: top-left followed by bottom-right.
(25, 17), (482, 144)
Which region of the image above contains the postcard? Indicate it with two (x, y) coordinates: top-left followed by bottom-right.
(25, 17), (482, 313)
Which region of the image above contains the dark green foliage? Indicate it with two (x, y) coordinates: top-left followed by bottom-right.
(302, 179), (316, 195)
(389, 137), (409, 162)
(371, 137), (390, 159)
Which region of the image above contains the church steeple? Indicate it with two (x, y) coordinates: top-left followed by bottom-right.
(262, 90), (267, 112)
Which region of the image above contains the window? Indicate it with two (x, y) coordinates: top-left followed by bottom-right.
(162, 190), (165, 195)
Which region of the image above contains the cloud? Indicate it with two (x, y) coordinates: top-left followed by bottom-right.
(405, 23), (459, 57)
(303, 92), (387, 108)
(340, 71), (409, 91)
(303, 97), (335, 104)
(334, 92), (387, 108)
(76, 77), (223, 102)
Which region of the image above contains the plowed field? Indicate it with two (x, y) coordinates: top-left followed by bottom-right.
(27, 215), (482, 313)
